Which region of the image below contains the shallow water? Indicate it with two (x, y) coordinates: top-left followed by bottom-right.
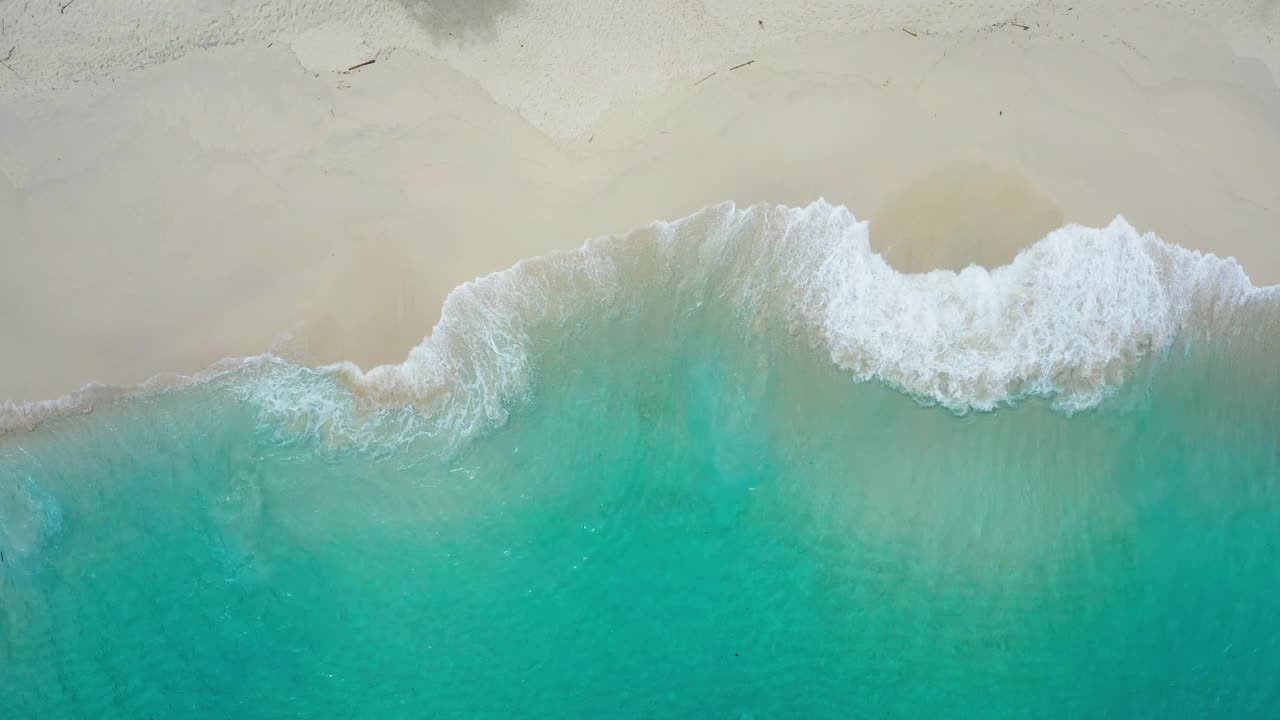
(3, 203), (1279, 717)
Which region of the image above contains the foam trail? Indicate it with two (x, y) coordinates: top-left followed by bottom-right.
(3, 200), (1275, 442)
(326, 200), (1272, 437)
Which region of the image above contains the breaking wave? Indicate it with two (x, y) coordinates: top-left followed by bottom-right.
(3, 200), (1275, 444)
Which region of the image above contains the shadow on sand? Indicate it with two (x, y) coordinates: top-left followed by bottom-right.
(396, 0), (525, 43)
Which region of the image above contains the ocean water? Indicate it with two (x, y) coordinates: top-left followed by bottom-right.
(2, 202), (1279, 718)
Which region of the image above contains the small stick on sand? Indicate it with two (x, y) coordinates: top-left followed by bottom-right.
(694, 71), (716, 86)
(59, 0), (76, 14)
(0, 46), (16, 77)
(347, 58), (376, 72)
(729, 60), (754, 71)
(902, 29), (918, 38)
(1012, 23), (1029, 30)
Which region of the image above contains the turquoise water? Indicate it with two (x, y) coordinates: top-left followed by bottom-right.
(3, 203), (1279, 717)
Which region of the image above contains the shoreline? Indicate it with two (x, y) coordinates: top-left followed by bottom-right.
(2, 3), (1279, 405)
(3, 198), (1276, 439)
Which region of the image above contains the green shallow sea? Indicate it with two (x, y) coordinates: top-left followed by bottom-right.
(3, 203), (1279, 717)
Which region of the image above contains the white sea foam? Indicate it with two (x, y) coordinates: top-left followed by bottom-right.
(2, 200), (1274, 442)
(335, 201), (1269, 429)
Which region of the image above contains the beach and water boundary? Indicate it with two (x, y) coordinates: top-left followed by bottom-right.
(3, 1), (1280, 408)
(3, 1), (1280, 716)
(4, 199), (1280, 716)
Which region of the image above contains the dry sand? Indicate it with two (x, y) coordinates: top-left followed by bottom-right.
(1, 0), (1278, 403)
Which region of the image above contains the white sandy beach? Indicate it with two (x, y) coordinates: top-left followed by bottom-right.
(1, 0), (1278, 404)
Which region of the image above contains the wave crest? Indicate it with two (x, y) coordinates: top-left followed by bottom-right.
(3, 200), (1273, 442)
(321, 200), (1268, 441)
